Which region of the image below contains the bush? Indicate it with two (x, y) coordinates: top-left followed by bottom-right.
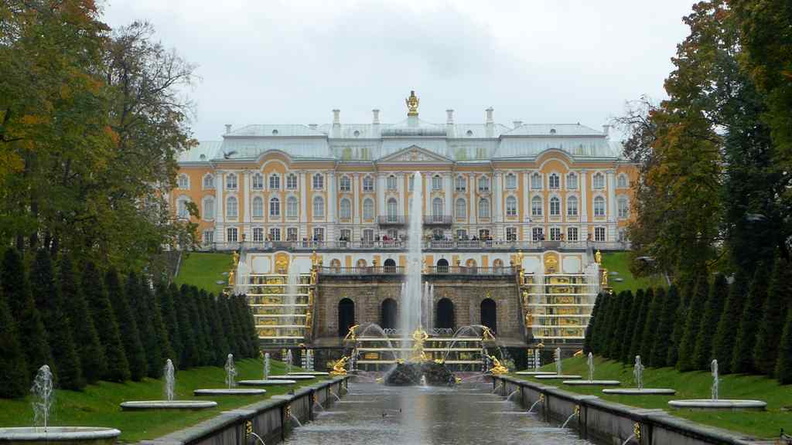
(694, 274), (728, 370)
(712, 274), (748, 374)
(678, 275), (710, 371)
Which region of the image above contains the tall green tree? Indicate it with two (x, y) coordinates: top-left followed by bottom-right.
(236, 294), (259, 357)
(712, 274), (748, 374)
(126, 273), (161, 378)
(650, 285), (679, 367)
(175, 285), (198, 368)
(753, 258), (792, 376)
(628, 289), (650, 361)
(82, 262), (129, 382)
(106, 269), (146, 381)
(158, 283), (182, 365)
(205, 292), (229, 365)
(694, 274), (728, 370)
(217, 292), (240, 357)
(609, 291), (632, 360)
(732, 266), (771, 374)
(584, 293), (604, 354)
(776, 309), (792, 384)
(30, 249), (83, 390)
(678, 275), (710, 371)
(144, 279), (174, 374)
(639, 287), (664, 364)
(0, 287), (28, 398)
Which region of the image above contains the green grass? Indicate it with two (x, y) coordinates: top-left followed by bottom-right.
(513, 355), (792, 439)
(0, 359), (327, 443)
(175, 252), (233, 293)
(601, 251), (664, 293)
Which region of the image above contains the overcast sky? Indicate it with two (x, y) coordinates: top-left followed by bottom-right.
(102, 0), (696, 141)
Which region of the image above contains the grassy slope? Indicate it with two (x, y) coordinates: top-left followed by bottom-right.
(174, 252), (233, 294)
(601, 251), (664, 293)
(0, 359), (326, 443)
(514, 355), (791, 439)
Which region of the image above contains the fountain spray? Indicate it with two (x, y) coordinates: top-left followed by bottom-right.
(264, 352), (271, 380)
(554, 348), (562, 376)
(225, 354), (237, 389)
(400, 172), (424, 360)
(633, 356), (644, 390)
(31, 365), (53, 431)
(711, 359), (719, 401)
(587, 352), (594, 382)
(164, 359), (176, 401)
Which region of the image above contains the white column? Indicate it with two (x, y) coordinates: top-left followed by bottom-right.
(299, 171), (307, 239)
(327, 171), (336, 240)
(606, 170), (617, 240)
(398, 173), (405, 219)
(469, 173), (477, 225)
(352, 173), (360, 226)
(444, 174), (453, 217)
(377, 174), (385, 216)
(242, 171), (250, 241)
(493, 172), (503, 223)
(580, 170), (588, 241)
(522, 172), (530, 240)
(424, 172), (431, 217)
(215, 171), (225, 242)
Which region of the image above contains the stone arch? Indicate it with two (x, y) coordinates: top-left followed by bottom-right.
(481, 298), (497, 333)
(436, 258), (449, 273)
(338, 298), (355, 337)
(436, 298), (455, 329)
(383, 258), (396, 273)
(380, 298), (398, 329)
(329, 258), (341, 272)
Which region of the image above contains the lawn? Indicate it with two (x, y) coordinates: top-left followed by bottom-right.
(513, 355), (792, 439)
(174, 252), (233, 294)
(601, 251), (665, 293)
(0, 359), (328, 443)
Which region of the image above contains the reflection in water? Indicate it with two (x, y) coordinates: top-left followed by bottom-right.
(283, 383), (590, 445)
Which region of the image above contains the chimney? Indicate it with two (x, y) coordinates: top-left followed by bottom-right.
(372, 109), (380, 125)
(332, 109), (341, 126)
(308, 123), (318, 129)
(225, 124), (232, 134)
(446, 109), (454, 125)
(602, 124), (610, 137)
(513, 120), (523, 128)
(485, 107), (494, 125)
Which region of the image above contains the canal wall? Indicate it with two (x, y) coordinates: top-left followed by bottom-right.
(492, 376), (767, 445)
(143, 377), (348, 445)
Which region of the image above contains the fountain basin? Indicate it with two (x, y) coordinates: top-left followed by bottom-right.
(0, 427), (121, 444)
(563, 380), (621, 386)
(289, 371), (330, 376)
(270, 375), (315, 381)
(603, 388), (676, 395)
(239, 379), (297, 386)
(534, 375), (582, 380)
(194, 388), (266, 396)
(668, 399), (766, 411)
(515, 371), (556, 376)
(120, 400), (218, 410)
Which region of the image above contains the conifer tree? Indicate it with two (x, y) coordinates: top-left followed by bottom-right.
(1, 249), (52, 378)
(159, 283), (182, 365)
(195, 288), (214, 365)
(678, 275), (710, 371)
(0, 289), (29, 398)
(667, 280), (695, 368)
(218, 293), (240, 356)
(185, 286), (209, 366)
(640, 287), (664, 363)
(650, 285), (679, 367)
(712, 274), (748, 374)
(31, 250), (83, 390)
(620, 289), (643, 363)
(694, 274), (728, 370)
(628, 289), (650, 360)
(145, 280), (174, 372)
(127, 273), (161, 378)
(59, 255), (106, 383)
(753, 258), (791, 376)
(238, 294), (259, 357)
(175, 284), (198, 368)
(205, 293), (230, 365)
(82, 262), (130, 382)
(732, 266), (770, 374)
(610, 291), (633, 361)
(775, 309), (792, 384)
(584, 293), (604, 354)
(601, 291), (622, 359)
(106, 269), (147, 381)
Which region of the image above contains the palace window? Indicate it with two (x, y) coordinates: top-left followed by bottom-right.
(506, 196), (517, 217)
(532, 227), (544, 242)
(269, 173), (280, 190)
(312, 173), (324, 190)
(313, 227), (324, 242)
(339, 175), (351, 192)
(226, 227), (238, 242)
(270, 228), (281, 241)
(363, 176), (375, 192)
(286, 173), (298, 190)
(203, 230), (214, 245)
(269, 197), (280, 217)
(479, 229), (490, 239)
(252, 227), (264, 243)
(594, 227), (606, 242)
(286, 196), (298, 219)
(476, 147), (487, 159)
(432, 175), (443, 191)
(531, 172), (542, 190)
(226, 173), (238, 190)
(252, 196), (264, 218)
(387, 175), (397, 191)
(340, 198), (352, 220)
(313, 196), (325, 218)
(408, 175), (414, 191)
(549, 173), (560, 190)
(505, 173), (517, 190)
(567, 227), (579, 242)
(287, 227), (298, 241)
(177, 174), (189, 189)
(455, 198), (467, 220)
(387, 198), (398, 220)
(550, 227), (562, 241)
(202, 196), (215, 220)
(432, 198), (443, 217)
(593, 172), (605, 190)
(506, 227), (517, 241)
(251, 173), (264, 190)
(362, 229), (374, 242)
(226, 196), (238, 219)
(456, 229), (467, 239)
(363, 198), (375, 220)
(594, 196), (606, 217)
(531, 196), (543, 216)
(478, 198), (490, 219)
(455, 176), (466, 192)
(340, 229), (352, 241)
(202, 174), (215, 190)
(549, 197), (561, 216)
(618, 197), (629, 219)
(567, 196), (579, 216)
(478, 176), (490, 192)
(617, 174), (629, 188)
(566, 172), (578, 189)
(176, 197), (190, 219)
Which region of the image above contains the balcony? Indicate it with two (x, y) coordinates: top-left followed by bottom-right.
(423, 215), (453, 226)
(377, 215), (406, 226)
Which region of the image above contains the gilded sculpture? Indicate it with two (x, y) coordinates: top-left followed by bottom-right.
(405, 90), (420, 116)
(488, 355), (509, 375)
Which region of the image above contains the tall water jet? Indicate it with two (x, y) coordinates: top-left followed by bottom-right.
(554, 348), (562, 376)
(633, 355), (644, 390)
(123, 359), (218, 409)
(285, 350), (294, 374)
(587, 352), (594, 382)
(285, 266), (300, 335)
(225, 354), (237, 389)
(401, 172), (424, 359)
(668, 357), (766, 410)
(164, 359), (176, 401)
(711, 359), (719, 401)
(264, 352), (271, 380)
(31, 365), (54, 430)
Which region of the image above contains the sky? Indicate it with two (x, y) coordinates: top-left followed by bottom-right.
(101, 0), (697, 141)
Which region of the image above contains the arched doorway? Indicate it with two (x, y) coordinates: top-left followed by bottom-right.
(381, 298), (397, 329)
(436, 298), (455, 329)
(481, 298), (497, 333)
(338, 298), (355, 337)
(436, 258), (449, 273)
(383, 258), (396, 273)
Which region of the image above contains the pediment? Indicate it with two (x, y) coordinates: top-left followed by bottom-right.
(378, 145), (452, 164)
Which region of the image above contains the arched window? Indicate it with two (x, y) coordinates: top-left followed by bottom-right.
(455, 198), (467, 220)
(312, 173), (324, 190)
(567, 196), (579, 216)
(549, 197), (560, 216)
(226, 173), (238, 190)
(251, 173), (263, 190)
(202, 196), (215, 220)
(549, 173), (560, 189)
(436, 258), (449, 273)
(356, 259), (367, 270)
(383, 258), (397, 273)
(478, 176), (490, 192)
(505, 173), (517, 190)
(478, 198), (490, 219)
(531, 172), (542, 189)
(286, 173), (298, 190)
(432, 197), (444, 218)
(432, 175), (443, 191)
(202, 174), (214, 189)
(338, 298), (355, 337)
(593, 172), (605, 189)
(362, 176), (374, 192)
(618, 196), (629, 218)
(594, 196), (606, 217)
(506, 196), (517, 216)
(330, 259), (341, 272)
(177, 174), (189, 189)
(493, 259), (503, 271)
(269, 197), (280, 217)
(363, 199), (374, 220)
(252, 196), (264, 218)
(617, 174), (629, 188)
(313, 196), (324, 218)
(381, 299), (397, 329)
(339, 198), (352, 219)
(387, 175), (397, 191)
(339, 175), (351, 192)
(481, 299), (497, 333)
(226, 196), (238, 218)
(436, 298), (455, 329)
(566, 172), (578, 189)
(455, 176), (466, 192)
(176, 197), (190, 218)
(286, 196), (298, 219)
(269, 173), (280, 190)
(531, 196), (543, 216)
(386, 198), (398, 221)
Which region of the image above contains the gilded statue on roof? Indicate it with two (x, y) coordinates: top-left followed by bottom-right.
(406, 90), (419, 116)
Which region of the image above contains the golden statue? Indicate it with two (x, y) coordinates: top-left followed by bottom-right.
(516, 250), (524, 265)
(481, 326), (496, 341)
(311, 250), (319, 266)
(410, 327), (429, 362)
(329, 356), (349, 376)
(343, 324), (359, 342)
(488, 355), (509, 375)
(405, 90), (419, 116)
(228, 269), (236, 287)
(232, 250), (240, 266)
(595, 249), (602, 264)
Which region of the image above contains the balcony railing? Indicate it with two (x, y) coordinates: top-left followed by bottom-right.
(425, 266), (515, 275)
(319, 266), (405, 275)
(423, 215), (453, 225)
(377, 215), (406, 225)
(319, 266), (514, 276)
(197, 240), (630, 252)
